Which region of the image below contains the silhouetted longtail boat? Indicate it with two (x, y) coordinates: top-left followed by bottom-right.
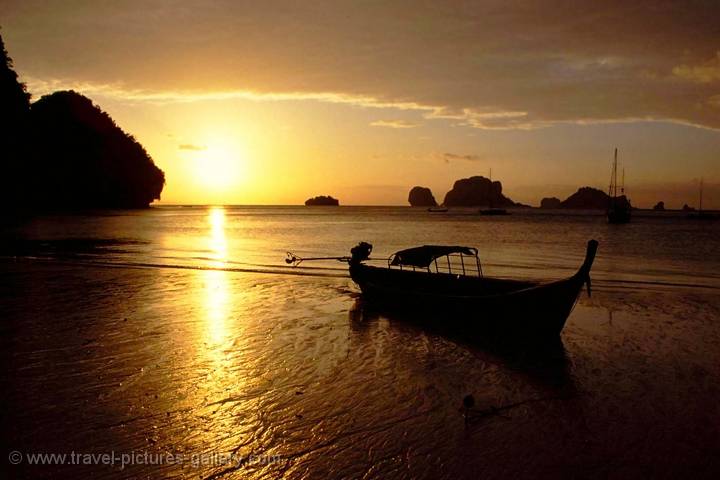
(287, 240), (599, 338)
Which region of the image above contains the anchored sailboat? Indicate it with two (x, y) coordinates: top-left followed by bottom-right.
(479, 167), (510, 216)
(607, 148), (631, 224)
(687, 178), (718, 220)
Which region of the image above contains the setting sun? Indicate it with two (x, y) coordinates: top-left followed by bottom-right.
(184, 134), (248, 191)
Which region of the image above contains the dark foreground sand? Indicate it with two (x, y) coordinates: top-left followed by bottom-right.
(2, 259), (720, 479)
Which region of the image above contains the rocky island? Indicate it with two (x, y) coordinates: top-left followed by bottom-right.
(305, 195), (339, 206)
(31, 91), (165, 208)
(442, 176), (520, 207)
(537, 187), (634, 210)
(559, 187), (609, 209)
(408, 186), (438, 207)
(2, 34), (165, 213)
(540, 197), (562, 209)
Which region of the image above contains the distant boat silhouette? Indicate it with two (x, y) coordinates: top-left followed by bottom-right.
(479, 208), (510, 216)
(428, 207), (448, 212)
(479, 167), (510, 215)
(607, 148), (631, 224)
(687, 178), (718, 220)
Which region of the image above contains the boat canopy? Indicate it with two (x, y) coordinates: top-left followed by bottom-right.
(389, 245), (478, 268)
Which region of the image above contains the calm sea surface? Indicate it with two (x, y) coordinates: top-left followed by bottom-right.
(4, 205), (720, 287)
(2, 206), (719, 478)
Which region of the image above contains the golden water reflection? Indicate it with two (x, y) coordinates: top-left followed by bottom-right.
(208, 206), (228, 266)
(204, 207), (230, 346)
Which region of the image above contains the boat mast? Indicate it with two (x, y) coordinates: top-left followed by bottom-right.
(621, 167), (625, 195)
(614, 148), (618, 198)
(609, 148), (618, 198)
(699, 177), (704, 213)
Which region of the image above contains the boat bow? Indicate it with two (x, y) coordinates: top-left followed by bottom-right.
(576, 239), (599, 297)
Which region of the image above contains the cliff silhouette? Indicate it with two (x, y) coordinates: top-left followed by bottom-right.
(408, 186), (437, 207)
(2, 32), (164, 213)
(1, 32), (31, 210)
(443, 176), (519, 207)
(30, 91), (165, 208)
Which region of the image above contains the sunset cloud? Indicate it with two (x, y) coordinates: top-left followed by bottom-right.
(673, 52), (720, 84)
(178, 144), (206, 151)
(3, 0), (720, 130)
(2, 1), (717, 208)
(443, 153), (482, 162)
(369, 119), (420, 129)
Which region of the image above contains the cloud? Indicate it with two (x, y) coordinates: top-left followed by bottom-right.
(424, 107), (531, 129)
(4, 0), (720, 130)
(178, 144), (206, 151)
(346, 184), (406, 190)
(369, 119), (420, 129)
(673, 52), (720, 83)
(22, 76), (438, 112)
(442, 152), (482, 163)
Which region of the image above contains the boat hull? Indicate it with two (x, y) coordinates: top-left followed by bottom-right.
(479, 208), (509, 216)
(349, 240), (598, 339)
(607, 208), (631, 224)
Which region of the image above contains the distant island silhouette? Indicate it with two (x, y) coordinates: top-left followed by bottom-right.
(305, 195), (339, 206)
(2, 32), (164, 214)
(443, 176), (522, 207)
(540, 197), (562, 209)
(405, 182), (642, 210)
(559, 187), (610, 209)
(408, 186), (437, 207)
(548, 187), (632, 210)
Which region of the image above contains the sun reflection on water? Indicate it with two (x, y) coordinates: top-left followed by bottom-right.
(205, 207), (230, 345)
(208, 207), (228, 266)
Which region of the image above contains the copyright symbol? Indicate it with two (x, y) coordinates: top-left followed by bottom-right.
(8, 451), (22, 464)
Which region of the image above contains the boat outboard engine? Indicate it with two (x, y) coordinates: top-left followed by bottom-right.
(350, 242), (372, 264)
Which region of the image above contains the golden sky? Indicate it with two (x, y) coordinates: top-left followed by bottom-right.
(1, 0), (719, 207)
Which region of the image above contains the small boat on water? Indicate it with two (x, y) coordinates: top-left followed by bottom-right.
(287, 240), (599, 338)
(687, 178), (718, 220)
(427, 207), (448, 213)
(687, 212), (718, 220)
(479, 167), (511, 216)
(479, 208), (509, 216)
